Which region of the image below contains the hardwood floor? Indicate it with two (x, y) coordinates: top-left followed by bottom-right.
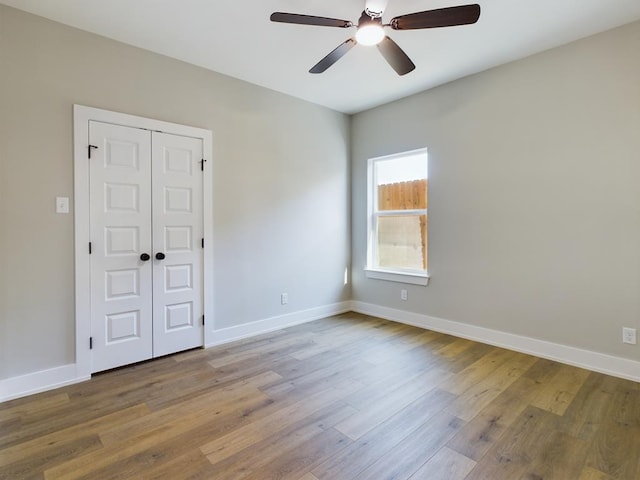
(1, 312), (639, 479)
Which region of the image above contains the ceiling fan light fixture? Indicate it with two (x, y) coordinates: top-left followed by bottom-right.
(356, 23), (385, 46)
(271, 3), (482, 74)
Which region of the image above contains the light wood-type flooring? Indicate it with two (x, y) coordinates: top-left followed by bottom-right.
(1, 313), (639, 479)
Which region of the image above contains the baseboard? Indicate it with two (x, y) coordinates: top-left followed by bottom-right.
(206, 301), (352, 348)
(6, 299), (634, 403)
(0, 302), (351, 403)
(352, 301), (640, 383)
(0, 364), (90, 403)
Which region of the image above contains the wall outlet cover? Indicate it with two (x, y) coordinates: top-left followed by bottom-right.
(622, 327), (637, 345)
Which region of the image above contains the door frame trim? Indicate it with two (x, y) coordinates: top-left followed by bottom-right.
(73, 105), (214, 377)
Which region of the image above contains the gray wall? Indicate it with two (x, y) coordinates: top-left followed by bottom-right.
(0, 6), (350, 380)
(2, 3), (639, 384)
(351, 21), (640, 361)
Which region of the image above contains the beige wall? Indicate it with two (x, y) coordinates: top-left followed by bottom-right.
(0, 6), (351, 380)
(352, 21), (640, 361)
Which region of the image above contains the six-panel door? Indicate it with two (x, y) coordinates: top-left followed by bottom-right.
(89, 121), (203, 372)
(151, 132), (204, 357)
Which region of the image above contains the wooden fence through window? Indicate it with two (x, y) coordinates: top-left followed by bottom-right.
(377, 179), (428, 270)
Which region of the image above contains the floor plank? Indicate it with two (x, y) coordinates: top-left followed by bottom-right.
(200, 379), (361, 463)
(408, 446), (476, 480)
(444, 351), (538, 421)
(530, 363), (592, 415)
(351, 413), (464, 480)
(312, 388), (455, 479)
(584, 379), (640, 479)
(445, 374), (538, 461)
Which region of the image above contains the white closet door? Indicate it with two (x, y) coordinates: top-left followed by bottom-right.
(89, 121), (153, 372)
(151, 132), (204, 357)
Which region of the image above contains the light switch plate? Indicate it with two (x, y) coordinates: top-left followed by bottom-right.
(56, 196), (69, 214)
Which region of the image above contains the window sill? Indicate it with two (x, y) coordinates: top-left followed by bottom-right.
(364, 268), (430, 286)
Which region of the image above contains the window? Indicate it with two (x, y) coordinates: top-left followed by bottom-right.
(366, 148), (429, 285)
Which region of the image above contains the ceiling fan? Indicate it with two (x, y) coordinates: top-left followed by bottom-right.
(270, 0), (481, 76)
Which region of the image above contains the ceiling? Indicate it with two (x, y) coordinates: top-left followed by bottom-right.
(3, 0), (640, 114)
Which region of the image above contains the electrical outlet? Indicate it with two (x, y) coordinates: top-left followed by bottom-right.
(401, 289), (408, 301)
(281, 293), (288, 305)
(622, 327), (637, 345)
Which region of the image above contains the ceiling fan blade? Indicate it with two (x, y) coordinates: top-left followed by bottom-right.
(310, 39), (357, 74)
(377, 36), (415, 75)
(270, 12), (352, 28)
(391, 4), (481, 30)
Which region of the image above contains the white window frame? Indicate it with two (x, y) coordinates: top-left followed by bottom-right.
(365, 148), (430, 286)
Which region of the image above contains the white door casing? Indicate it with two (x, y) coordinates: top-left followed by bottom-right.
(152, 132), (204, 357)
(74, 105), (213, 377)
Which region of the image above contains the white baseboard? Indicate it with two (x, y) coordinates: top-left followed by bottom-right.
(206, 301), (352, 348)
(352, 301), (640, 383)
(1, 301), (352, 403)
(5, 299), (635, 403)
(0, 364), (90, 403)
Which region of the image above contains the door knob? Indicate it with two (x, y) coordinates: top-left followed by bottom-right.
(140, 253), (150, 261)
(155, 252), (166, 260)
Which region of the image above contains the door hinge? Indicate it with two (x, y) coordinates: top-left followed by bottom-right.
(88, 145), (98, 159)
(202, 315), (205, 326)
(89, 337), (93, 349)
(200, 159), (207, 171)
(89, 242), (92, 254)
(201, 238), (204, 249)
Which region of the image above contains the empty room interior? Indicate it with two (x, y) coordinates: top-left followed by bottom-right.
(1, 1), (640, 479)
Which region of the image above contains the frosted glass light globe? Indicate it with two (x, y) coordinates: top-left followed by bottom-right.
(356, 24), (385, 46)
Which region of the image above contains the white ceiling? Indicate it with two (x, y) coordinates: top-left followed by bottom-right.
(3, 0), (640, 114)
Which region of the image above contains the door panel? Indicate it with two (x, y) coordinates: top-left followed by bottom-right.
(89, 121), (153, 372)
(151, 132), (204, 357)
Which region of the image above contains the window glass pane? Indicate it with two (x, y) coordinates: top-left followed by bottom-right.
(376, 214), (427, 270)
(375, 154), (427, 211)
(377, 179), (427, 211)
(367, 148), (429, 276)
